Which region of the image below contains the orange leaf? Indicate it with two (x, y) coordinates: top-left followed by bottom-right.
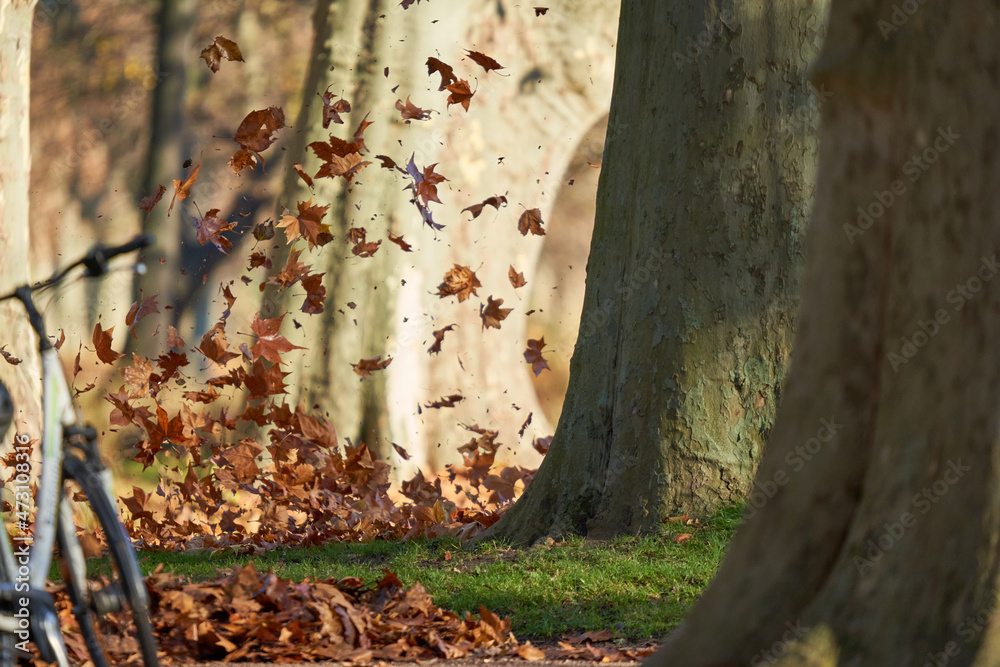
(200, 35), (243, 73)
(437, 265), (480, 302)
(518, 208), (546, 236)
(93, 324), (122, 364)
(480, 296), (513, 330)
(465, 49), (504, 73)
(673, 533), (694, 543)
(508, 265), (526, 288)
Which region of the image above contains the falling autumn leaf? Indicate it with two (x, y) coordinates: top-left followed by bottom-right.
(428, 324), (455, 355)
(138, 184), (166, 212)
(387, 232), (413, 252)
(168, 157), (201, 214)
(0, 347), (21, 365)
(278, 199), (332, 249)
(462, 195), (507, 219)
(524, 337), (550, 376)
(445, 79), (474, 111)
(465, 49), (504, 73)
(196, 321), (239, 366)
(425, 394), (464, 409)
(293, 163), (314, 189)
(230, 106), (285, 174)
(534, 6), (548, 15)
(480, 296), (513, 330)
(200, 35), (243, 73)
(518, 208), (546, 236)
(319, 89), (351, 127)
(194, 208), (236, 253)
(395, 96), (431, 121)
(125, 296), (160, 338)
(93, 323), (123, 364)
(392, 443), (411, 460)
(301, 273), (327, 314)
(508, 265), (526, 288)
(352, 356), (392, 378)
(437, 265), (481, 302)
(249, 314), (305, 364)
(426, 57), (457, 90)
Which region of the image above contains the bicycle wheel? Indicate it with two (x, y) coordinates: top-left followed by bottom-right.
(59, 455), (159, 667)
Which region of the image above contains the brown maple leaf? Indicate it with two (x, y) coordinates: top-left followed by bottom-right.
(480, 296), (513, 330)
(292, 163), (314, 189)
(524, 338), (550, 376)
(517, 208), (546, 236)
(229, 107), (285, 175)
(195, 209), (236, 253)
(465, 49), (504, 73)
(125, 295), (160, 338)
(197, 322), (239, 366)
(319, 89), (350, 127)
(301, 273), (326, 314)
(250, 314), (305, 364)
(93, 324), (123, 365)
(216, 439), (261, 483)
(395, 96), (431, 121)
(351, 355), (392, 378)
(278, 199), (332, 249)
(268, 249), (310, 289)
(534, 7), (548, 16)
(508, 265), (526, 288)
(200, 35), (243, 73)
(139, 185), (166, 212)
(437, 265), (481, 302)
(445, 79), (474, 111)
(0, 346), (21, 365)
(426, 57), (457, 91)
(462, 195), (507, 219)
(428, 324), (455, 355)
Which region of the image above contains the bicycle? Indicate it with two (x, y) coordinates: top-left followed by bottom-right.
(0, 235), (160, 666)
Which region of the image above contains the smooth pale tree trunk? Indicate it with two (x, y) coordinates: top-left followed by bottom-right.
(488, 0), (827, 544)
(0, 0), (42, 437)
(649, 1), (1000, 665)
(269, 1), (617, 474)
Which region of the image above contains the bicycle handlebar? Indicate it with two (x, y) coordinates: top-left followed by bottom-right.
(0, 234), (155, 350)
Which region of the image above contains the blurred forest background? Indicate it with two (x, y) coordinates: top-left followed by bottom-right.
(27, 0), (617, 484)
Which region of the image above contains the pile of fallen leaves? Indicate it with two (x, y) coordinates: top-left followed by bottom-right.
(51, 563), (654, 665)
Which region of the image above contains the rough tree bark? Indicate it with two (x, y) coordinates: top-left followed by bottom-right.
(488, 0), (827, 544)
(0, 0), (42, 437)
(269, 1), (617, 474)
(649, 1), (1000, 665)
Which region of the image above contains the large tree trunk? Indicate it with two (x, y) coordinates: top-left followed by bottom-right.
(269, 1), (618, 475)
(0, 0), (42, 437)
(488, 0), (827, 544)
(135, 0), (196, 355)
(649, 1), (1000, 665)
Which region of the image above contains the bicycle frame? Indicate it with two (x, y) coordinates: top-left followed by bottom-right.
(0, 235), (155, 665)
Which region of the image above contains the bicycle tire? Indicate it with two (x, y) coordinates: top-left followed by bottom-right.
(60, 457), (159, 667)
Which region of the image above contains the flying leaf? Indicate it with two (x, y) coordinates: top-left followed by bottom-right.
(125, 296), (160, 338)
(524, 337), (550, 376)
(445, 80), (474, 111)
(139, 185), (166, 212)
(351, 356), (392, 378)
(0, 347), (20, 365)
(534, 7), (548, 15)
(250, 314), (305, 364)
(437, 265), (481, 302)
(319, 89), (350, 127)
(301, 273), (326, 314)
(518, 208), (546, 236)
(197, 322), (239, 366)
(194, 209), (236, 253)
(230, 106), (285, 174)
(416, 163), (447, 205)
(292, 163), (314, 189)
(387, 232), (413, 252)
(169, 157), (201, 214)
(426, 394), (464, 409)
(508, 266), (526, 288)
(519, 413), (533, 438)
(392, 443), (411, 460)
(428, 324), (455, 355)
(93, 324), (123, 364)
(200, 35), (244, 73)
(395, 96), (431, 121)
(464, 49), (504, 73)
(427, 57), (457, 91)
(462, 195), (507, 219)
(480, 296), (512, 330)
(277, 200), (332, 249)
